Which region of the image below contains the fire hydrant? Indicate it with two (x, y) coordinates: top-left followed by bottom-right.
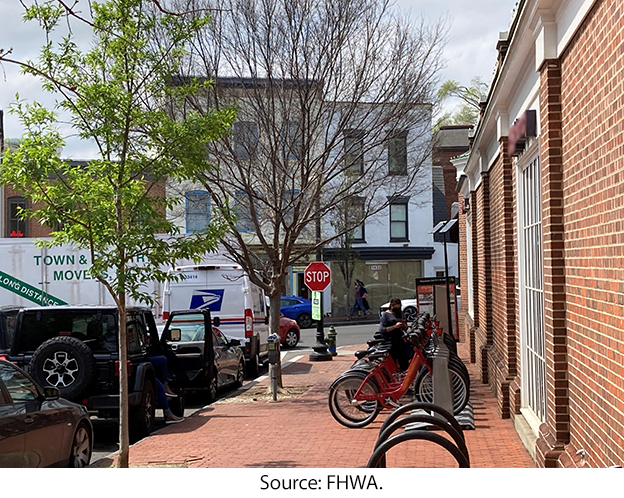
(326, 326), (337, 356)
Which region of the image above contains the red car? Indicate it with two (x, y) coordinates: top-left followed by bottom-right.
(279, 315), (300, 348)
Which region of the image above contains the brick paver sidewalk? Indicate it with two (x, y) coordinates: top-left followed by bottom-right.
(106, 341), (534, 468)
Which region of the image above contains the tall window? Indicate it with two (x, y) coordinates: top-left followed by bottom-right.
(389, 198), (408, 241)
(519, 155), (546, 425)
(8, 197), (28, 238)
(466, 213), (474, 318)
(343, 130), (364, 174)
(284, 120), (302, 161)
(349, 197), (365, 243)
(233, 121), (258, 160)
(185, 191), (210, 233)
(235, 190), (254, 233)
(388, 131), (408, 175)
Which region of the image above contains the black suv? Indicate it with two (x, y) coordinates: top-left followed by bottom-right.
(0, 305), (237, 439)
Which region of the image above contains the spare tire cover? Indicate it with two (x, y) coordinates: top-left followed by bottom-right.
(29, 336), (96, 401)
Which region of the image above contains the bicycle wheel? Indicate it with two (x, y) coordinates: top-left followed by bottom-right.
(329, 371), (381, 428)
(448, 355), (470, 390)
(413, 364), (469, 415)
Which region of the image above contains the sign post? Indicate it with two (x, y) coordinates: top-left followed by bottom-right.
(305, 262), (332, 362)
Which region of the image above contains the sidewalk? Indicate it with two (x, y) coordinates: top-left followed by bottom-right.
(100, 340), (535, 468)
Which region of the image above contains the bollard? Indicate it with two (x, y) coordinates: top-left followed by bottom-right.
(326, 326), (337, 356)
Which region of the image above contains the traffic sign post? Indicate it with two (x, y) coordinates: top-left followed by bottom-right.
(305, 262), (333, 362)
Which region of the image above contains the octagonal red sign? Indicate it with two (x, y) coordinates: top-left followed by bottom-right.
(304, 262), (331, 292)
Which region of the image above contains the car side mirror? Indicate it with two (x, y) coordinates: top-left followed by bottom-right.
(213, 317), (220, 328)
(44, 387), (60, 400)
(229, 339), (241, 347)
(170, 328), (182, 342)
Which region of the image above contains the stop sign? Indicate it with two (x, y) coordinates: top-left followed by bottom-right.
(304, 262), (331, 292)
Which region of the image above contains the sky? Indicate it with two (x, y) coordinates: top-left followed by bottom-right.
(0, 0), (519, 158)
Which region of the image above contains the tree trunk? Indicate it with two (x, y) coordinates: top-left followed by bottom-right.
(117, 292), (130, 468)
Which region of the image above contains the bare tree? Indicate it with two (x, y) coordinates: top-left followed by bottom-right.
(167, 0), (447, 363)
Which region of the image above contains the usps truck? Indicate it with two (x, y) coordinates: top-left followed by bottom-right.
(162, 264), (269, 376)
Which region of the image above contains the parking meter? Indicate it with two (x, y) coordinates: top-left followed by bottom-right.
(267, 333), (280, 364)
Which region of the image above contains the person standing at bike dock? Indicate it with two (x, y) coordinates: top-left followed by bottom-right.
(379, 297), (413, 371)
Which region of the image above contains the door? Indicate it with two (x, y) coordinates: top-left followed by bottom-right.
(212, 327), (237, 383)
(0, 383), (26, 467)
(518, 155), (546, 426)
(0, 362), (64, 467)
(160, 311), (211, 387)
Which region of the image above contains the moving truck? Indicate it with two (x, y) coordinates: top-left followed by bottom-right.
(163, 264), (269, 376)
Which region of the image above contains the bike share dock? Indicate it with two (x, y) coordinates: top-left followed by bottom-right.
(102, 336), (534, 468)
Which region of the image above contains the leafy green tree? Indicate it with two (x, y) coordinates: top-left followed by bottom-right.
(435, 76), (489, 129)
(0, 0), (234, 467)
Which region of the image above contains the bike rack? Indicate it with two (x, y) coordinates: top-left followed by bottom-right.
(367, 401), (470, 468)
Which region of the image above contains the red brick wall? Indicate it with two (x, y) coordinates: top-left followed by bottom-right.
(475, 175), (492, 383)
(557, 0), (624, 468)
(536, 58), (570, 468)
(3, 186), (52, 238)
(486, 139), (518, 419)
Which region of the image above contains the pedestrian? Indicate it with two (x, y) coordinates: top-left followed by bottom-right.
(350, 280), (366, 318)
(358, 280), (373, 315)
(378, 297), (413, 371)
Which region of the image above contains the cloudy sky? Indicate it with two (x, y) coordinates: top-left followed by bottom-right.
(0, 0), (519, 158)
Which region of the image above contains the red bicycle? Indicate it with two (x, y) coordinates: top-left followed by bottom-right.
(328, 320), (469, 428)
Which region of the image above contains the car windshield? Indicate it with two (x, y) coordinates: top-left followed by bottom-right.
(168, 314), (205, 342)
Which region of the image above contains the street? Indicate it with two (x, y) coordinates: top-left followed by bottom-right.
(90, 321), (379, 465)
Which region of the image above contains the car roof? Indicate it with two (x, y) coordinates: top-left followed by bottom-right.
(8, 305), (152, 312)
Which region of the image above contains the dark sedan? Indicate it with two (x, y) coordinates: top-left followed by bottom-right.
(280, 296), (314, 329)
(0, 359), (93, 468)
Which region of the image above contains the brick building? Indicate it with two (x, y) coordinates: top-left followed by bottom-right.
(458, 0), (624, 467)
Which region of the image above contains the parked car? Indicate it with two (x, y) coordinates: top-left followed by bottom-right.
(0, 359), (93, 468)
(379, 299), (419, 322)
(163, 264), (269, 377)
(279, 316), (300, 348)
(280, 296), (313, 329)
(0, 305), (231, 439)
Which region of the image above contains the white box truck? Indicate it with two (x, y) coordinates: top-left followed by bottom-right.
(162, 264), (269, 377)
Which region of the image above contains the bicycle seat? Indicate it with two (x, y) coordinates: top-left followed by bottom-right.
(355, 349), (372, 359)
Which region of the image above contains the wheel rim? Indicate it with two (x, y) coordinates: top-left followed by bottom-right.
(42, 352), (79, 388)
(403, 307), (418, 322)
(144, 390), (154, 428)
(331, 375), (378, 423)
(285, 330), (298, 348)
(298, 314), (312, 328)
(72, 426), (91, 468)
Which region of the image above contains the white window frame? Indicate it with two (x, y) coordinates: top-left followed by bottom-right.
(466, 211), (474, 319)
(517, 150), (547, 433)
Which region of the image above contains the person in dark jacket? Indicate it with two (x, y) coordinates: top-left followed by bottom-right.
(350, 280), (367, 317)
(379, 297), (413, 371)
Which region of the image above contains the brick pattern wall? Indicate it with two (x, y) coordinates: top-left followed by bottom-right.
(535, 58), (570, 469)
(475, 175), (492, 383)
(470, 191), (480, 364)
(557, 0), (624, 468)
(486, 138), (517, 419)
(458, 192), (468, 340)
(3, 186), (52, 238)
